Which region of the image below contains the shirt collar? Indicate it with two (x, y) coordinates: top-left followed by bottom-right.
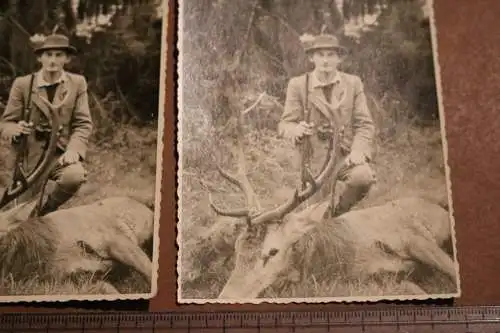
(310, 70), (341, 88)
(35, 70), (68, 88)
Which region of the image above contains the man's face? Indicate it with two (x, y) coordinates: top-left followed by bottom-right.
(310, 48), (342, 73)
(37, 49), (70, 73)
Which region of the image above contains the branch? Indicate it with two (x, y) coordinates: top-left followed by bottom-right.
(241, 92), (266, 115)
(5, 16), (31, 38)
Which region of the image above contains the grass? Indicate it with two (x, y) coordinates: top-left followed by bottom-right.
(0, 124), (158, 297)
(178, 121), (452, 300)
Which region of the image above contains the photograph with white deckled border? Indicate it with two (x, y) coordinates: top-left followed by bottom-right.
(176, 0), (461, 304)
(0, 0), (167, 302)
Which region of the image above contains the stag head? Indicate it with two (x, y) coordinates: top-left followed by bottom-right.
(208, 128), (342, 300)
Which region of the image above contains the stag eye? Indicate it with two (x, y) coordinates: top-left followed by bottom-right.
(268, 248), (279, 257)
(261, 248), (280, 266)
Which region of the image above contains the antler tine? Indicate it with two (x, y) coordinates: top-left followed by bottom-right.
(207, 110), (262, 221)
(216, 165), (246, 190)
(235, 136), (262, 213)
(207, 164), (252, 218)
(208, 192), (250, 217)
(309, 90), (346, 179)
(251, 127), (341, 225)
(315, 125), (339, 181)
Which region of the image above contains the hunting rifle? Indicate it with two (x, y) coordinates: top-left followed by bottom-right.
(0, 73), (61, 211)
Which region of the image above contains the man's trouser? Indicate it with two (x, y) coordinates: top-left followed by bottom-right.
(292, 134), (377, 217)
(13, 138), (87, 216)
(37, 152), (87, 216)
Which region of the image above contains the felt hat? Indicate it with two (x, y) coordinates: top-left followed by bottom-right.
(33, 34), (77, 55)
(303, 34), (347, 55)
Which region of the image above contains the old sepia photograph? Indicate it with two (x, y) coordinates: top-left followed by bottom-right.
(0, 0), (166, 302)
(177, 0), (461, 304)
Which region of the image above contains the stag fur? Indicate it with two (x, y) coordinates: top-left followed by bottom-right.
(212, 196), (458, 301)
(287, 197), (455, 289)
(0, 195), (155, 294)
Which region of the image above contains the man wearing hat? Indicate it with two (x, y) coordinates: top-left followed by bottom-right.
(0, 33), (93, 216)
(278, 33), (376, 217)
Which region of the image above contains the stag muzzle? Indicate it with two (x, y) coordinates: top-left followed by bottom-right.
(217, 247), (293, 300)
(218, 268), (275, 300)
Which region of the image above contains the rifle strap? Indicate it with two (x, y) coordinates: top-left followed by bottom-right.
(25, 72), (35, 119)
(300, 73), (311, 190)
(303, 72), (309, 122)
(13, 73), (35, 173)
(20, 73), (35, 169)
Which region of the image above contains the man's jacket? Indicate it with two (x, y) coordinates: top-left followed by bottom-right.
(0, 70), (93, 160)
(278, 70), (376, 161)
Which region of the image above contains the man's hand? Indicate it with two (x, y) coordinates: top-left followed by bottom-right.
(0, 121), (34, 142)
(293, 121), (315, 144)
(345, 150), (367, 167)
(58, 150), (80, 166)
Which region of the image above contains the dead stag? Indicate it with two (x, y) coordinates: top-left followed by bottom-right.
(207, 130), (459, 301)
(0, 195), (155, 295)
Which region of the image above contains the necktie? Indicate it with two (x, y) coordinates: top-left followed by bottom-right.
(322, 83), (334, 104)
(45, 83), (59, 103)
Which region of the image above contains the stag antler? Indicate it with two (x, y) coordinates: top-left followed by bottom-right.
(209, 122), (342, 227)
(208, 161), (261, 220)
(207, 87), (344, 227)
(249, 126), (341, 225)
(0, 103), (60, 210)
(208, 102), (263, 225)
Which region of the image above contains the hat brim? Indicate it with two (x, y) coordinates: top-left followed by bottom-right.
(305, 45), (347, 55)
(34, 46), (77, 55)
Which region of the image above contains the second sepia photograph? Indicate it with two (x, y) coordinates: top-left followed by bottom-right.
(177, 0), (460, 304)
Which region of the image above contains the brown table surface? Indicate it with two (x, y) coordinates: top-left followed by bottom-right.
(0, 0), (499, 313)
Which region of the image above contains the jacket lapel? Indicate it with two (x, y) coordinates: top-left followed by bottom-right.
(30, 74), (51, 121)
(52, 79), (69, 106)
(33, 76), (49, 102)
(307, 73), (346, 126)
(30, 93), (52, 121)
(29, 72), (73, 121)
(331, 73), (348, 106)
